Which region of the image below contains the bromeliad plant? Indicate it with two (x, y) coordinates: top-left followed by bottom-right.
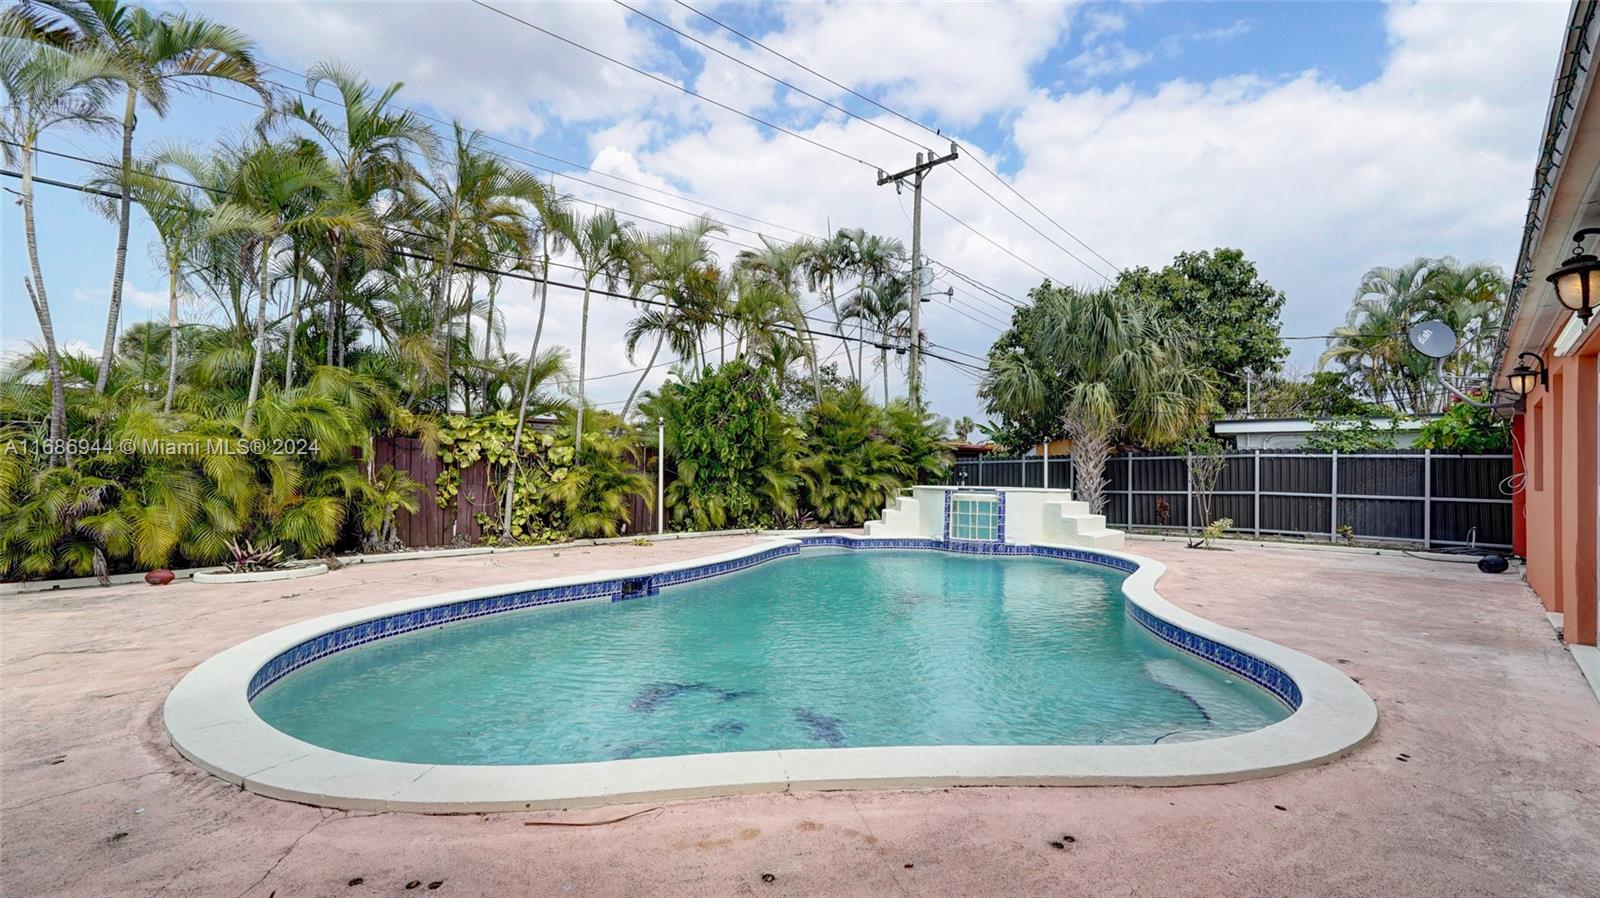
(224, 538), (284, 573)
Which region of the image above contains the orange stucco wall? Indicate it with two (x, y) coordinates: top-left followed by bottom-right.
(1516, 323), (1599, 646)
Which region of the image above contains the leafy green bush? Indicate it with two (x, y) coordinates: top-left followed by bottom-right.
(1414, 396), (1509, 452)
(1302, 414), (1401, 452)
(441, 408), (649, 542)
(643, 361), (799, 530)
(797, 385), (951, 525)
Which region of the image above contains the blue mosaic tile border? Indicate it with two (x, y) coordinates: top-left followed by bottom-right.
(248, 536), (1295, 715)
(1127, 603), (1302, 710)
(797, 534), (1138, 572)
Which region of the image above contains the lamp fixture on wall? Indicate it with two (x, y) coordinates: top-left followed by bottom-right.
(1546, 227), (1600, 323)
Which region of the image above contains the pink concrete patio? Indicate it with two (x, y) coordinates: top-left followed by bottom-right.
(2, 535), (1597, 897)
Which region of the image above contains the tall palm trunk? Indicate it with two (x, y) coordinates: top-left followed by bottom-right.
(575, 283), (592, 456)
(1065, 416), (1110, 515)
(18, 145), (67, 463)
(284, 244), (302, 388)
(243, 239), (273, 429)
(437, 218), (458, 411)
(619, 331), (664, 424)
(461, 272), (476, 415)
(324, 238), (345, 366)
(828, 272), (856, 382)
(806, 330), (822, 404)
(501, 239), (553, 536)
(481, 273), (500, 405)
(163, 260), (179, 412)
(97, 89), (138, 394)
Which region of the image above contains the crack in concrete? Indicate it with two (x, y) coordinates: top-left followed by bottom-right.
(230, 809), (333, 898)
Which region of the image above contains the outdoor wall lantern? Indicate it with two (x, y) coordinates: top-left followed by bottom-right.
(1546, 227), (1600, 323)
(1505, 352), (1548, 399)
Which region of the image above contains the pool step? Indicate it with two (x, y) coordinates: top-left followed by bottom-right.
(1041, 498), (1126, 550)
(865, 495), (921, 537)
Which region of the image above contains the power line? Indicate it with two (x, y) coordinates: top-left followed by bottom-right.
(466, 0), (883, 171)
(922, 194), (1063, 284)
(611, 0), (934, 154)
(254, 64), (822, 242)
(672, 0), (1122, 278)
(244, 51), (1068, 317)
(187, 78), (769, 253)
(673, 0), (943, 144)
(948, 165), (1114, 283)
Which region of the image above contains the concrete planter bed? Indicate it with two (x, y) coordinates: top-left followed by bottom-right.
(191, 562), (330, 584)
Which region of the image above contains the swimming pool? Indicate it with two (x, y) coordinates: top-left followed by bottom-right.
(165, 536), (1377, 811)
(250, 548), (1290, 765)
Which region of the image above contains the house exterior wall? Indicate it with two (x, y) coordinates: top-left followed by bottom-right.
(1516, 324), (1599, 646)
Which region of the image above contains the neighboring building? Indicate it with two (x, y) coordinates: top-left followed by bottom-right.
(1021, 437), (1072, 458)
(951, 442), (1002, 462)
(1497, 0), (1599, 657)
(1212, 416), (1439, 450)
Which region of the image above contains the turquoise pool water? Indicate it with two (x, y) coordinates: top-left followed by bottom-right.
(252, 549), (1291, 765)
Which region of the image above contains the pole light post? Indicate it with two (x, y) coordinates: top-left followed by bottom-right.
(657, 418), (665, 535)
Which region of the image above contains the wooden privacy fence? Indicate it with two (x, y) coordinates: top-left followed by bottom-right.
(949, 451), (1514, 549)
(372, 435), (659, 549)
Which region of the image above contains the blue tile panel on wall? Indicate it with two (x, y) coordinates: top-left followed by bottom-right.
(248, 536), (1298, 715)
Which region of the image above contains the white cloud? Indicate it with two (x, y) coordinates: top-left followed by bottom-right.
(1068, 43), (1154, 78)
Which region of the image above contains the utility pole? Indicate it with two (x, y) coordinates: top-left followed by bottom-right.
(877, 141), (958, 409)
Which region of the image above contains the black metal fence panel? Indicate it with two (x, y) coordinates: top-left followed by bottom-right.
(949, 450), (1513, 549)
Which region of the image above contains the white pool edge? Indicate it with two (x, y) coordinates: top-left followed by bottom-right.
(163, 536), (1378, 812)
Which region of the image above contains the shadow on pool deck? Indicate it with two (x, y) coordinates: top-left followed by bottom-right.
(1, 534), (1597, 897)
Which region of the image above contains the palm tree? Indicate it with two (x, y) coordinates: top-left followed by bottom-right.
(737, 236), (819, 399)
(951, 415), (978, 442)
(285, 60), (436, 368)
(83, 149), (244, 411)
(0, 37), (115, 460)
(802, 230), (858, 382)
(562, 208), (641, 455)
(415, 123), (543, 413)
(215, 139), (380, 429)
(840, 228), (906, 378)
(841, 276), (911, 405)
(620, 216), (724, 423)
(730, 272), (808, 384)
(1320, 258), (1504, 413)
(980, 285), (1215, 515)
(499, 185), (570, 536)
(8, 1), (268, 394)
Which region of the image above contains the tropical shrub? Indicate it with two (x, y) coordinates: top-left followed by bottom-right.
(797, 385), (951, 526)
(1301, 414), (1401, 452)
(438, 408), (651, 543)
(644, 360), (799, 530)
(1414, 395), (1509, 452)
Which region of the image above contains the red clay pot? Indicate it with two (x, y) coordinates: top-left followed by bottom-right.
(144, 569), (175, 586)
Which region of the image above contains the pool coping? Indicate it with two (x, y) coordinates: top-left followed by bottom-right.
(163, 536), (1378, 812)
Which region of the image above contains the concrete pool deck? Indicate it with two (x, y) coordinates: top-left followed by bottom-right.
(2, 535), (1597, 896)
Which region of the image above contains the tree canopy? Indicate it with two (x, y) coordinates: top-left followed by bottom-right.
(1115, 248), (1288, 415)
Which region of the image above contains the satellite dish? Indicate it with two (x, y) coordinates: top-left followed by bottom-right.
(1408, 320), (1458, 359)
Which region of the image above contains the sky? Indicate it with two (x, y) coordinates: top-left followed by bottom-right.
(0, 0), (1573, 426)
